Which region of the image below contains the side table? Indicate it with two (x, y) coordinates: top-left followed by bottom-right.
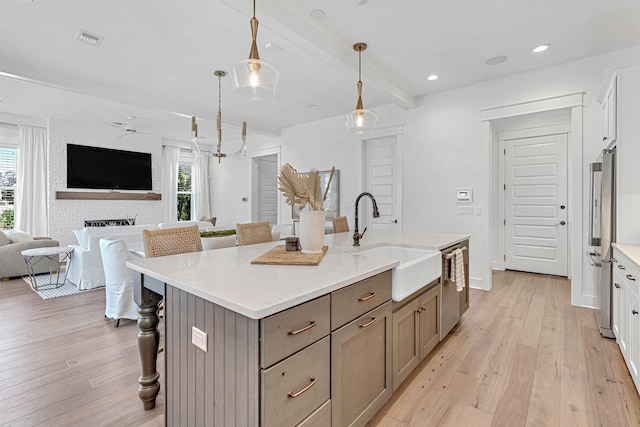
(21, 246), (74, 291)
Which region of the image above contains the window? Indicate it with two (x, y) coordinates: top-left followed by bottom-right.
(0, 147), (17, 230)
(177, 162), (193, 221)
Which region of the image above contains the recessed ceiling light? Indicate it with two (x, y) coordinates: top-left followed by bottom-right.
(427, 75), (439, 81)
(355, 0), (369, 5)
(485, 55), (508, 66)
(310, 9), (325, 19)
(308, 104), (318, 109)
(532, 44), (551, 53)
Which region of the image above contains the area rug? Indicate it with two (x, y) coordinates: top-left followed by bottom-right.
(22, 272), (103, 300)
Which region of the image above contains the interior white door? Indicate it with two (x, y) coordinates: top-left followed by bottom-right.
(255, 155), (278, 225)
(504, 133), (568, 276)
(365, 136), (402, 231)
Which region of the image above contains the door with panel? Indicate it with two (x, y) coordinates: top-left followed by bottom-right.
(364, 136), (402, 231)
(253, 154), (278, 225)
(504, 133), (568, 276)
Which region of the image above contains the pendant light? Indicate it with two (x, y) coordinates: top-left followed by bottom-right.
(213, 70), (228, 162)
(231, 0), (280, 100)
(345, 42), (377, 134)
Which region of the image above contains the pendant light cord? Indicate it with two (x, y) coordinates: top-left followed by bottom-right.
(253, 0), (256, 19)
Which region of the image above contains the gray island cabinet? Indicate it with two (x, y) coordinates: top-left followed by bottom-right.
(127, 230), (469, 426)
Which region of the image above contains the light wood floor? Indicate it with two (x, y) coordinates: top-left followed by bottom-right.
(0, 277), (164, 426)
(369, 270), (640, 427)
(1, 270), (638, 426)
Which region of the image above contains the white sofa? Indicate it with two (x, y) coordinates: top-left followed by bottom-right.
(68, 224), (157, 290)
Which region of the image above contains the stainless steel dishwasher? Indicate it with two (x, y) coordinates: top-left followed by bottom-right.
(440, 240), (469, 340)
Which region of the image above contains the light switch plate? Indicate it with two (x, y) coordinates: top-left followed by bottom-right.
(192, 326), (207, 352)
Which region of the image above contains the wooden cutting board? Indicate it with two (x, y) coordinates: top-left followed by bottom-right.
(251, 245), (328, 265)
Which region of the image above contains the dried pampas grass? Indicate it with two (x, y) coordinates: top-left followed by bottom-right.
(278, 164), (336, 211)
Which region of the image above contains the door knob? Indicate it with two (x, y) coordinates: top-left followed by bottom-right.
(560, 205), (566, 209)
(558, 221), (566, 225)
(390, 219), (398, 224)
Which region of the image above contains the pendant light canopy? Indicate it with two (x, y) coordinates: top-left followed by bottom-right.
(231, 0), (280, 101)
(345, 42), (377, 134)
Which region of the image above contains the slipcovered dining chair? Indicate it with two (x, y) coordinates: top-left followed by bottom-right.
(143, 225), (203, 258)
(332, 216), (350, 233)
(236, 221), (273, 246)
(99, 238), (139, 327)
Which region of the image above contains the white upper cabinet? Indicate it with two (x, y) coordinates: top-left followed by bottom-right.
(601, 75), (617, 148)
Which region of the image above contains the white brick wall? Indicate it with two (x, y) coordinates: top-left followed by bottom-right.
(48, 119), (164, 246)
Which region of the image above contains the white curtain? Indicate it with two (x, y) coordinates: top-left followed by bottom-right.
(161, 146), (181, 222)
(192, 155), (211, 220)
(16, 125), (48, 236)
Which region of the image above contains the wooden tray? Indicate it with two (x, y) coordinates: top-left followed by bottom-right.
(251, 245), (328, 265)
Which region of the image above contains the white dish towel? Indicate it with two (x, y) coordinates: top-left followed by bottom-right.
(450, 248), (466, 292)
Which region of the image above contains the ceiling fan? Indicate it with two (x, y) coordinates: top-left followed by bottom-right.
(114, 115), (156, 138)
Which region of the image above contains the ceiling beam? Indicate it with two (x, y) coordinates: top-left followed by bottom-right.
(0, 57), (282, 137)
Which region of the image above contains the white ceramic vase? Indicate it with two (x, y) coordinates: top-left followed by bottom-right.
(298, 210), (326, 254)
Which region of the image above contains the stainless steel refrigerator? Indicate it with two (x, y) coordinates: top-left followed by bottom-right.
(588, 147), (616, 338)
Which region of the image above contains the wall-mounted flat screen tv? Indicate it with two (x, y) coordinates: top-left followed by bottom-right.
(67, 144), (152, 191)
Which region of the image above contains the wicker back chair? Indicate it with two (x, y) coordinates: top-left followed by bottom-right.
(142, 225), (203, 258)
(332, 216), (349, 233)
(236, 221), (273, 246)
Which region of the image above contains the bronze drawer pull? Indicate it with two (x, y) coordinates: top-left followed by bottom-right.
(358, 292), (377, 302)
(615, 283), (621, 289)
(633, 310), (639, 316)
(626, 274), (637, 281)
(618, 265), (626, 270)
(288, 377), (316, 398)
(359, 317), (377, 328)
(288, 321), (317, 336)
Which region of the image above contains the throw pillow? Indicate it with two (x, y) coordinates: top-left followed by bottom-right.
(4, 230), (34, 243)
(0, 230), (11, 247)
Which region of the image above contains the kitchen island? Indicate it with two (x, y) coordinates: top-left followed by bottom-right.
(127, 230), (469, 425)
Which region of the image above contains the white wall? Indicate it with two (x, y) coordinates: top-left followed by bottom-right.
(209, 133), (281, 227)
(246, 46), (640, 306)
(47, 118), (164, 245)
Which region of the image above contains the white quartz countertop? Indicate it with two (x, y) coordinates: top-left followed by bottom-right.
(126, 230), (469, 319)
(613, 243), (640, 266)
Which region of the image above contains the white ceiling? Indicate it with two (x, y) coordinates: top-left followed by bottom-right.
(1, 0), (639, 141)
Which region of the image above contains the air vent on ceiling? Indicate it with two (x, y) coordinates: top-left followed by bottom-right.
(75, 30), (103, 47)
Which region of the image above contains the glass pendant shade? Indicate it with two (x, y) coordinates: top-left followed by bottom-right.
(231, 1), (279, 101)
(345, 108), (377, 134)
(345, 42), (376, 134)
(231, 59), (279, 101)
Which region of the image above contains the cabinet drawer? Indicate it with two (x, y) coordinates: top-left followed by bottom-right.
(613, 250), (640, 298)
(261, 336), (330, 427)
(331, 270), (392, 330)
(297, 399), (331, 427)
(261, 295), (330, 368)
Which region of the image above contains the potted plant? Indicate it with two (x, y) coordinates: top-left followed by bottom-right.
(278, 164), (335, 254)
